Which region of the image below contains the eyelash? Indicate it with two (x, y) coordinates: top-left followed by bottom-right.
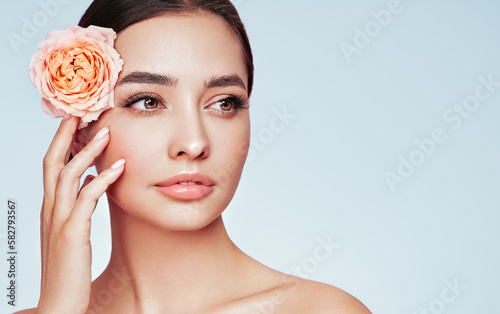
(210, 95), (249, 116)
(119, 93), (249, 116)
(120, 93), (164, 116)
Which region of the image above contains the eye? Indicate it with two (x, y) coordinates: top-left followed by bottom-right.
(215, 99), (234, 111)
(207, 95), (248, 116)
(119, 93), (166, 115)
(133, 97), (159, 110)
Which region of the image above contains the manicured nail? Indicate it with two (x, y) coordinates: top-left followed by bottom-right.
(111, 158), (126, 170)
(93, 127), (109, 141)
(63, 113), (72, 120)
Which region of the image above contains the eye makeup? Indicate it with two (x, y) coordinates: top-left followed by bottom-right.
(118, 92), (166, 116)
(117, 92), (249, 117)
(207, 95), (249, 117)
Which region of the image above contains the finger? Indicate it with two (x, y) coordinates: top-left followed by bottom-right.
(67, 159), (125, 225)
(76, 175), (96, 204)
(42, 116), (79, 210)
(40, 206), (47, 289)
(80, 175), (96, 193)
(52, 127), (110, 221)
(40, 198), (55, 288)
(40, 116), (78, 290)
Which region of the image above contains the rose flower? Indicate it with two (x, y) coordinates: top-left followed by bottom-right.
(29, 25), (123, 128)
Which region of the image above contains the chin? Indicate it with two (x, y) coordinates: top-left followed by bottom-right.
(102, 163), (242, 231)
(106, 188), (233, 232)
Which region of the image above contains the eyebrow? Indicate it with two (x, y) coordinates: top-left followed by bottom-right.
(117, 72), (177, 86)
(117, 71), (246, 91)
(205, 75), (246, 90)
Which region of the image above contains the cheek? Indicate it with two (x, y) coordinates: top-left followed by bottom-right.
(94, 122), (162, 175)
(94, 114), (250, 192)
(226, 125), (250, 167)
(210, 117), (250, 187)
(94, 121), (165, 211)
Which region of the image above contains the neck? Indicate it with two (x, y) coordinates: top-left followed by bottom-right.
(90, 201), (245, 313)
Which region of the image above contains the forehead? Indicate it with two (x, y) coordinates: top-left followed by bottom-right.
(114, 12), (247, 82)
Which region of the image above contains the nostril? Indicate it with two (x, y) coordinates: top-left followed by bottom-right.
(172, 144), (208, 159)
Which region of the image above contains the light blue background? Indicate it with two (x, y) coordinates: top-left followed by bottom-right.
(1, 0), (499, 313)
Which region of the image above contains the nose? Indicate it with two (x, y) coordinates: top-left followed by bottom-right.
(168, 107), (210, 160)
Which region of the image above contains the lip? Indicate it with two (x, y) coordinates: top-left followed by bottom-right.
(154, 173), (215, 200)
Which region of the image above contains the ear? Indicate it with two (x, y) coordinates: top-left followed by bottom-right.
(70, 127), (94, 165)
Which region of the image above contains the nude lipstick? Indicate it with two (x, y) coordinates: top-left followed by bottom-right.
(154, 173), (214, 200)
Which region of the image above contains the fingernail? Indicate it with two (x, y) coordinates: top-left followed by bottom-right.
(63, 113), (72, 120)
(93, 127), (109, 141)
(111, 158), (126, 170)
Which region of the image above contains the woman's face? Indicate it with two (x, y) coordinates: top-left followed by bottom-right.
(85, 12), (250, 230)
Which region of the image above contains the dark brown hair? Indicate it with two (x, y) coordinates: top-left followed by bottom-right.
(79, 0), (254, 95)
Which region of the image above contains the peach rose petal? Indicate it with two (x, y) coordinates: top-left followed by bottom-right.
(29, 25), (124, 129)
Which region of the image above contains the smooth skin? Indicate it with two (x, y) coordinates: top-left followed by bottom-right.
(17, 12), (371, 314)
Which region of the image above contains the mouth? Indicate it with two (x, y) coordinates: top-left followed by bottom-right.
(176, 181), (203, 186)
(154, 173), (215, 200)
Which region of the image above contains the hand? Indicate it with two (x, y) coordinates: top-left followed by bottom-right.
(37, 116), (125, 313)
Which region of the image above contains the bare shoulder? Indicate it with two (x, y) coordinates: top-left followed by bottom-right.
(288, 278), (372, 313)
(13, 308), (37, 314)
(222, 273), (372, 314)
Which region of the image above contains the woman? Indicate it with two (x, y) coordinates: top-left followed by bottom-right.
(19, 0), (371, 312)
